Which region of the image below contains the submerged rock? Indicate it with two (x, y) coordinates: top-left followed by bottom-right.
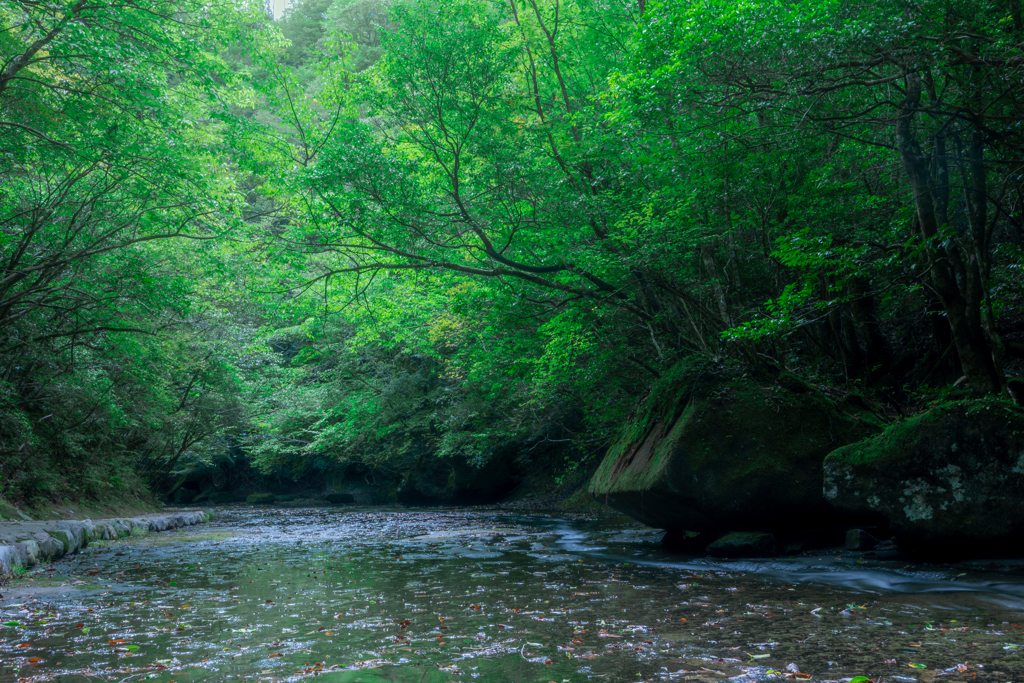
(587, 360), (882, 533)
(824, 399), (1024, 552)
(706, 531), (777, 557)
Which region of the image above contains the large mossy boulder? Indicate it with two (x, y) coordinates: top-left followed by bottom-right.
(824, 398), (1024, 552)
(587, 360), (883, 533)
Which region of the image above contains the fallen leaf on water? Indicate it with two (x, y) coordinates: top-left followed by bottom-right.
(849, 677), (872, 683)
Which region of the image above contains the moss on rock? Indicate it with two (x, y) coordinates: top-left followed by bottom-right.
(824, 398), (1024, 550)
(588, 358), (883, 533)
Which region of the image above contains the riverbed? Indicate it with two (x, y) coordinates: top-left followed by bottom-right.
(1, 507), (1023, 682)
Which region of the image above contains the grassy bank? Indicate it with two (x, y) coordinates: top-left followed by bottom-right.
(0, 491), (160, 522)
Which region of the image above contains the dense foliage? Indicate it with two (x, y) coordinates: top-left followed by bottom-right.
(2, 0), (1022, 506)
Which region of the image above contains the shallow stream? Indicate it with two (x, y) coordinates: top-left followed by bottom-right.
(2, 507), (1023, 683)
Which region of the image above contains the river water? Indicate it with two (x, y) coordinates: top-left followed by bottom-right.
(1, 507), (1023, 683)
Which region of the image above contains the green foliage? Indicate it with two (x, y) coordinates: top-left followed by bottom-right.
(2, 0), (1022, 504)
(0, 0), (267, 502)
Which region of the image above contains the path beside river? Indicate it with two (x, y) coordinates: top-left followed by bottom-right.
(0, 509), (213, 576)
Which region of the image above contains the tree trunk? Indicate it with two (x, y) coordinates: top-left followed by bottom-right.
(701, 246), (731, 326)
(895, 74), (1003, 394)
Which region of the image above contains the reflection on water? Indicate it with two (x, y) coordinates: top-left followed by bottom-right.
(1, 507), (1023, 683)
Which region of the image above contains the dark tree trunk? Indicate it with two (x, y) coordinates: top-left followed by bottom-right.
(895, 74), (1003, 394)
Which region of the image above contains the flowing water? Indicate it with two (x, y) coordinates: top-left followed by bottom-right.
(2, 507), (1024, 683)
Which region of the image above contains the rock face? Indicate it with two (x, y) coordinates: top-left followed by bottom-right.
(587, 360), (883, 533)
(824, 399), (1024, 551)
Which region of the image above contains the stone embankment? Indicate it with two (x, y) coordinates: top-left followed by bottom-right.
(0, 509), (213, 575)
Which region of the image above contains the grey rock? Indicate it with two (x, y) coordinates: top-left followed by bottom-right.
(0, 545), (20, 573)
(16, 540), (40, 566)
(57, 522), (87, 550)
(81, 521), (100, 542)
(34, 532), (64, 560)
(45, 529), (76, 554)
(10, 543), (32, 568)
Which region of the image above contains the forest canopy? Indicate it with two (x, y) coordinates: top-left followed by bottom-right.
(1, 0), (1022, 505)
